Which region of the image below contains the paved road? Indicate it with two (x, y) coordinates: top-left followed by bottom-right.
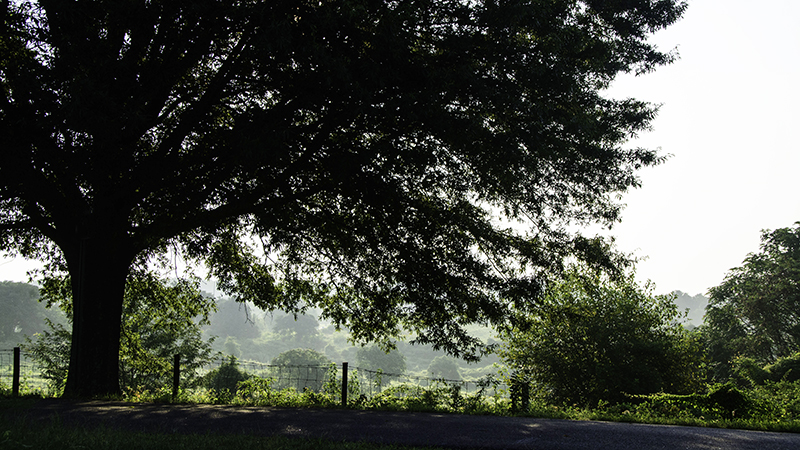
(10, 399), (800, 449)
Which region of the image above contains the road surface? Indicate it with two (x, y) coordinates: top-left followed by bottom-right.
(9, 399), (800, 449)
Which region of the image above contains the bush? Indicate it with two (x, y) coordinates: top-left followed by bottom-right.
(732, 356), (769, 387)
(202, 356), (251, 396)
(765, 353), (800, 382)
(733, 353), (800, 387)
(748, 380), (800, 422)
(625, 383), (753, 420)
(499, 267), (707, 407)
(706, 383), (751, 418)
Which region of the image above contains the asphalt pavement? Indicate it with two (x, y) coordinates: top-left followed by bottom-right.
(8, 399), (800, 449)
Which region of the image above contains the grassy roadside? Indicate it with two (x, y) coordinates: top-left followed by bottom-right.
(1, 398), (799, 450)
(0, 398), (440, 450)
(2, 378), (799, 450)
(0, 423), (442, 450)
(518, 403), (800, 433)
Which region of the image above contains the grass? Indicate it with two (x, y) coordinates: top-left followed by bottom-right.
(3, 376), (800, 450)
(1, 387), (800, 450)
(0, 396), (441, 450)
(0, 419), (442, 450)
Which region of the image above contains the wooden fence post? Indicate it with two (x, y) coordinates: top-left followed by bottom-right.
(521, 383), (530, 412)
(341, 362), (348, 407)
(172, 354), (181, 401)
(510, 375), (530, 412)
(12, 347), (20, 397)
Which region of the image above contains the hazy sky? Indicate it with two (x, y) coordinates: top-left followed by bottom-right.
(2, 1), (798, 297)
(603, 0), (800, 296)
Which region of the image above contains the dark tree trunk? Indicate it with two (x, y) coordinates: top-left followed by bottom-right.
(62, 228), (133, 398)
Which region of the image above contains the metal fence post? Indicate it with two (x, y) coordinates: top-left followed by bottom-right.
(172, 354), (181, 401)
(12, 347), (20, 397)
(341, 362), (348, 407)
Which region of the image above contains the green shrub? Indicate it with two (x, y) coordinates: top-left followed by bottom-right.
(748, 380), (800, 422)
(732, 356), (769, 387)
(625, 383), (752, 420)
(499, 268), (707, 407)
(706, 383), (751, 418)
(202, 356), (251, 397)
(765, 353), (800, 383)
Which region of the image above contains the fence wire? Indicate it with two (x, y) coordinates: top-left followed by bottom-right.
(351, 367), (505, 398)
(200, 356), (507, 400)
(1, 349), (507, 401)
(202, 358), (336, 393)
(0, 348), (49, 393)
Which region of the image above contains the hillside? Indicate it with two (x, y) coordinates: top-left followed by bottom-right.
(672, 290), (709, 328)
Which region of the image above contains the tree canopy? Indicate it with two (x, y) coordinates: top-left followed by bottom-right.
(704, 223), (800, 380)
(0, 0), (686, 397)
(272, 313), (322, 345)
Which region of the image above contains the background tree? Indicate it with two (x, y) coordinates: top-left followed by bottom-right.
(499, 267), (706, 407)
(356, 344), (407, 376)
(272, 313), (324, 349)
(704, 223), (800, 380)
(427, 355), (461, 381)
(0, 0), (686, 397)
(222, 336), (242, 359)
(204, 298), (262, 342)
(672, 290), (709, 329)
(271, 348), (332, 392)
(0, 281), (65, 344)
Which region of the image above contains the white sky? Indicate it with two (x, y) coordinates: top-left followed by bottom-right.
(604, 0), (800, 296)
(2, 0), (799, 297)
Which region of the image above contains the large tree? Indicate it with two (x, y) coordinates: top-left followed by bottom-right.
(0, 0), (686, 397)
(704, 223), (800, 380)
(24, 271), (217, 394)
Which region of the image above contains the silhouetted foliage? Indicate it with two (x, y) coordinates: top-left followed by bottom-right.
(1, 0), (686, 397)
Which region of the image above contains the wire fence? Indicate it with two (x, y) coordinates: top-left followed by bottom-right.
(201, 356), (507, 400)
(0, 348), (49, 394)
(0, 348), (508, 403)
